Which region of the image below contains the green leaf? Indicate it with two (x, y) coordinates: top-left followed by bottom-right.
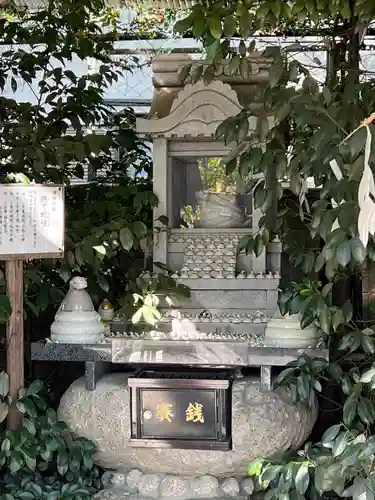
(326, 229), (346, 249)
(16, 401), (26, 413)
(97, 275), (109, 293)
(11, 77), (17, 92)
(23, 418), (36, 436)
(141, 305), (158, 325)
(332, 432), (349, 456)
(119, 227), (134, 251)
(0, 400), (9, 423)
(1, 494), (15, 500)
(0, 371), (9, 397)
(228, 55), (241, 76)
(248, 460), (263, 476)
(336, 240), (351, 267)
(321, 424), (341, 447)
(208, 15), (222, 39)
(192, 15), (205, 37)
(93, 245), (106, 256)
(314, 253), (325, 272)
(236, 119), (249, 144)
(342, 301), (353, 323)
(343, 393), (358, 427)
(131, 221), (148, 238)
(295, 464), (310, 494)
(23, 453), (37, 471)
(348, 127), (367, 158)
(261, 464), (283, 483)
(57, 448), (69, 476)
(26, 379), (43, 396)
(301, 308), (315, 329)
(9, 451), (24, 473)
(67, 250), (76, 267)
(362, 335), (375, 354)
(238, 6), (253, 38)
(254, 234), (264, 257)
(321, 283), (333, 298)
(360, 367), (375, 383)
(132, 308), (143, 324)
(357, 397), (375, 425)
(269, 61), (283, 88)
(59, 263), (71, 283)
(82, 242), (94, 265)
(339, 332), (361, 353)
(302, 252), (315, 274)
(318, 302), (331, 334)
(351, 238), (366, 263)
(353, 476), (374, 500)
(75, 246), (85, 267)
(174, 15), (193, 34)
(0, 296), (12, 321)
(22, 398), (38, 418)
(223, 15), (237, 37)
(297, 373), (310, 401)
(332, 309), (345, 330)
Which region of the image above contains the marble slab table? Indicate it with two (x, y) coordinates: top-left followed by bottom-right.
(31, 339), (329, 392)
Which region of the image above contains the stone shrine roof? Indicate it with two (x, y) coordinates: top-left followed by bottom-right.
(136, 53), (271, 139)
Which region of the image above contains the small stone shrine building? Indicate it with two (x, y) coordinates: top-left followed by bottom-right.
(32, 52), (328, 500)
(135, 53), (281, 340)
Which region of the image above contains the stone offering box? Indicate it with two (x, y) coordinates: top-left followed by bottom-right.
(32, 53), (329, 500)
(128, 370), (231, 451)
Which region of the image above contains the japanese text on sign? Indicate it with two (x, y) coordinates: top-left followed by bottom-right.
(0, 185), (64, 259)
(155, 402), (205, 424)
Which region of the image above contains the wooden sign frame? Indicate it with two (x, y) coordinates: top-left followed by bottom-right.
(0, 184), (65, 261)
(0, 183), (64, 428)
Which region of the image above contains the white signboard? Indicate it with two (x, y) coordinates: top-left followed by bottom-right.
(0, 184), (64, 260)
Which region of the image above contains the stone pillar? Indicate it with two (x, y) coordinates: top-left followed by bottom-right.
(266, 237), (282, 274)
(153, 138), (168, 267)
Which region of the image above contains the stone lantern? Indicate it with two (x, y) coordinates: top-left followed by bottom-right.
(135, 53), (282, 341)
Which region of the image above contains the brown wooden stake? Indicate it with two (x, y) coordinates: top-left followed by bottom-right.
(5, 259), (24, 429)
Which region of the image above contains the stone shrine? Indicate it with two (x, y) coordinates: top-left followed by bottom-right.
(31, 53), (327, 500)
(116, 52), (282, 342)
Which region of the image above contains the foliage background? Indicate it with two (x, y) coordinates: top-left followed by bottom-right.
(173, 0), (375, 499)
(0, 0), (165, 376)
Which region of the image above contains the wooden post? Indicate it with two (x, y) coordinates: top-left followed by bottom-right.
(6, 259), (24, 429)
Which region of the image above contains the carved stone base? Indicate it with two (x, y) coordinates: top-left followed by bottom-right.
(95, 494), (247, 500)
(58, 374), (317, 477)
(94, 471), (251, 500)
(95, 469), (254, 500)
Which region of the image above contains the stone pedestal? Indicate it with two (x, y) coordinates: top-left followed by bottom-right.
(158, 229), (281, 340)
(58, 373), (317, 499)
(94, 473), (251, 500)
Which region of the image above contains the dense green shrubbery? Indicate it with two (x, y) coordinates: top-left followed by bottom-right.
(0, 0), (190, 339)
(0, 373), (101, 500)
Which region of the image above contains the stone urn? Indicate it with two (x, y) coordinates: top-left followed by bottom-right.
(195, 191), (244, 228)
(264, 308), (321, 348)
(50, 277), (104, 344)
